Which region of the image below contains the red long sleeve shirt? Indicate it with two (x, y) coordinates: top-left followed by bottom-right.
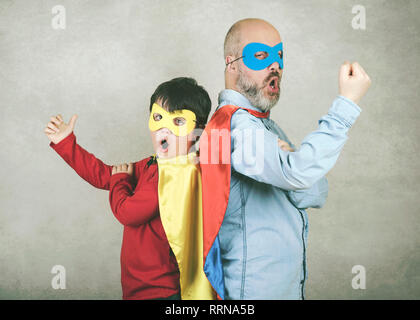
(50, 132), (180, 299)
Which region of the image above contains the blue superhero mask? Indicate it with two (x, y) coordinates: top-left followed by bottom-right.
(242, 42), (283, 71)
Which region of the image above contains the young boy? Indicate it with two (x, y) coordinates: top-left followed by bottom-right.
(44, 77), (212, 300)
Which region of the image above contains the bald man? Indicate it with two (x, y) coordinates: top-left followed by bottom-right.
(205, 18), (371, 300)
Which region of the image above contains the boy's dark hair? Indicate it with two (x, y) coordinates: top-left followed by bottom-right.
(149, 77), (211, 129)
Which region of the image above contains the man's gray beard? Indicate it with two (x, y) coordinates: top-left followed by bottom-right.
(236, 67), (280, 112)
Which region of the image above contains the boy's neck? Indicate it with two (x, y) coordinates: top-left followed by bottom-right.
(156, 152), (198, 165)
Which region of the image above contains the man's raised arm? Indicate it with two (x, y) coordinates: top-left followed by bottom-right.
(231, 62), (371, 191)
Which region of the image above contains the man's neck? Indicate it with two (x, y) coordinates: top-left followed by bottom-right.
(218, 89), (263, 113)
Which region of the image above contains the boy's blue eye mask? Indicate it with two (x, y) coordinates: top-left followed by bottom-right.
(226, 42), (284, 71)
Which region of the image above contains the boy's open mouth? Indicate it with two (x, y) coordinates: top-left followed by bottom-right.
(158, 137), (169, 153)
(161, 139), (169, 149)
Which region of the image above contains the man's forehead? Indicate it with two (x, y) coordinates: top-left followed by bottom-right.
(239, 22), (281, 49)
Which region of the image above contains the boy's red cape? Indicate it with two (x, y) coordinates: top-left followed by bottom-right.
(199, 104), (270, 299)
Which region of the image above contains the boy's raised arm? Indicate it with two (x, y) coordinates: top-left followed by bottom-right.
(45, 114), (113, 190)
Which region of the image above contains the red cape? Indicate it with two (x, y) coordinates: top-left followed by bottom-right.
(199, 104), (270, 299)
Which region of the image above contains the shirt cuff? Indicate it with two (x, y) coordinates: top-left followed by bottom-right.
(328, 95), (362, 128)
(49, 132), (75, 151)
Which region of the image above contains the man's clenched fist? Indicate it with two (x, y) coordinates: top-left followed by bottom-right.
(339, 61), (371, 105)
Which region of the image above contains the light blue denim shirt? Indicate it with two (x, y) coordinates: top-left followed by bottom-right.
(217, 89), (361, 299)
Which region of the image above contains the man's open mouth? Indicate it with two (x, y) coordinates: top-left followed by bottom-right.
(269, 77), (278, 90)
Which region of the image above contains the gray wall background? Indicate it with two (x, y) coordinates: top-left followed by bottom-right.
(0, 0), (419, 299)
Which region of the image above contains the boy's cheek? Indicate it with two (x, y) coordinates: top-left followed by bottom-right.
(150, 131), (159, 153)
(168, 136), (190, 157)
(170, 136), (186, 157)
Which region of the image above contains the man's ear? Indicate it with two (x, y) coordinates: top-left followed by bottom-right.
(225, 55), (238, 73)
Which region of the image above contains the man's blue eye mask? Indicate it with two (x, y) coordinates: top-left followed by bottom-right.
(242, 42), (283, 71)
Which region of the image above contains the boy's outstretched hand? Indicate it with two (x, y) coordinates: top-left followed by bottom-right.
(112, 163), (134, 176)
(44, 114), (78, 144)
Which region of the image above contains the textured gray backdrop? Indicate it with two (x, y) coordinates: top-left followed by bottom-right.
(0, 0), (419, 299)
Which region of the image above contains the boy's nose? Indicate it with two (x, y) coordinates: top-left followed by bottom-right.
(159, 127), (172, 135)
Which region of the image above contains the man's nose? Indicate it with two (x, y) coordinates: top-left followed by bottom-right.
(269, 61), (280, 72)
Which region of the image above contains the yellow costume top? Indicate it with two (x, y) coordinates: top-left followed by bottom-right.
(157, 153), (215, 300)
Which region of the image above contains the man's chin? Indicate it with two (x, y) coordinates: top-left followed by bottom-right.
(259, 95), (279, 112)
(265, 86), (280, 99)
